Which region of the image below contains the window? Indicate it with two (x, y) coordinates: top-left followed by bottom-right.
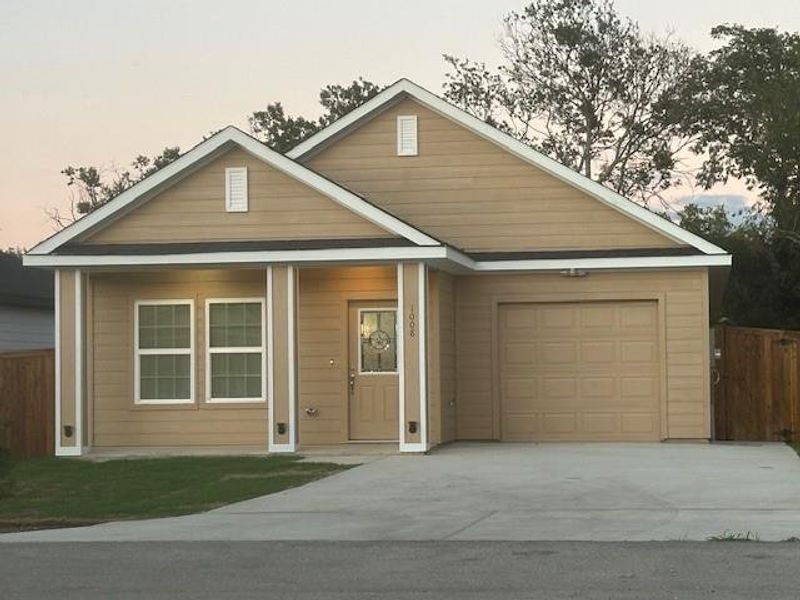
(225, 167), (248, 212)
(396, 115), (418, 156)
(206, 299), (265, 403)
(359, 309), (398, 373)
(135, 300), (194, 404)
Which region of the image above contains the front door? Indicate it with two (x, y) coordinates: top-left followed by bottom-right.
(348, 302), (399, 440)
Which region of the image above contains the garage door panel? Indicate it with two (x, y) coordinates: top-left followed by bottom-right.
(502, 341), (536, 366)
(621, 413), (658, 434)
(501, 305), (538, 330)
(620, 304), (657, 327)
(503, 412), (538, 439)
(539, 306), (577, 330)
(621, 341), (658, 362)
(580, 377), (617, 398)
(581, 412), (619, 434)
(542, 413), (578, 434)
(541, 342), (578, 365)
(580, 341), (617, 364)
(621, 377), (658, 399)
(542, 377), (578, 399)
(580, 305), (617, 328)
(499, 301), (660, 442)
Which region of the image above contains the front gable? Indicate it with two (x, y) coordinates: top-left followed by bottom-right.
(305, 97), (679, 253)
(87, 147), (394, 244)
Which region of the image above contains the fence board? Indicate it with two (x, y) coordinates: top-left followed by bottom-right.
(0, 349), (54, 457)
(714, 325), (800, 441)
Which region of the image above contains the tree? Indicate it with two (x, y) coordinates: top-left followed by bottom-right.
(676, 25), (800, 241)
(443, 0), (693, 204)
(249, 78), (383, 152)
(49, 147), (180, 228)
(676, 25), (800, 329)
(677, 204), (793, 328)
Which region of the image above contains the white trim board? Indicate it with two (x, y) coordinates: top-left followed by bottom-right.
(27, 126), (439, 256)
(204, 297), (267, 405)
(133, 299), (196, 406)
(288, 79), (727, 256)
(25, 246), (731, 271)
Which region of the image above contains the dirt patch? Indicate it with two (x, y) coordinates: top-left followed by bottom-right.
(0, 518), (107, 534)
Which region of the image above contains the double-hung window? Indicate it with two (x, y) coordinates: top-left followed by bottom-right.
(206, 299), (265, 403)
(135, 300), (194, 404)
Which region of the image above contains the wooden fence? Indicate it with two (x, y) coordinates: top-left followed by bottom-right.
(713, 325), (800, 441)
(0, 349), (54, 457)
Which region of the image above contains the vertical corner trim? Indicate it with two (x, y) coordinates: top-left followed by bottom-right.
(266, 266), (275, 451)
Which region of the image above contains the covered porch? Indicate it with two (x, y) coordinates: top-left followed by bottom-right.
(52, 262), (454, 456)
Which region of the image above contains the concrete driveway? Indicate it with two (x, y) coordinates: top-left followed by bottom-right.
(4, 442), (800, 542)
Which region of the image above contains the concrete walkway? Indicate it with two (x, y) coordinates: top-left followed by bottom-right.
(3, 442), (800, 542)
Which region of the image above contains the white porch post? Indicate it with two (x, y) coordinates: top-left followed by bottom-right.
(397, 262), (429, 452)
(267, 265), (298, 453)
(55, 269), (83, 457)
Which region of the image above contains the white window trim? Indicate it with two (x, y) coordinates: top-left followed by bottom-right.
(134, 299), (195, 405)
(225, 167), (249, 213)
(357, 307), (399, 375)
(205, 297), (267, 404)
(396, 115), (418, 156)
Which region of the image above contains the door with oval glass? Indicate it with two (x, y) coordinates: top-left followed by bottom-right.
(348, 302), (399, 441)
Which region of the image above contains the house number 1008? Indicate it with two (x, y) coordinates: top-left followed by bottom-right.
(408, 305), (416, 338)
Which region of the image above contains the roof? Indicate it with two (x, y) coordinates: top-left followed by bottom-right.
(288, 79), (728, 256)
(0, 253), (54, 308)
(27, 126), (441, 256)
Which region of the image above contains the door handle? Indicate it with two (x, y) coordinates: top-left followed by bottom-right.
(349, 370), (356, 394)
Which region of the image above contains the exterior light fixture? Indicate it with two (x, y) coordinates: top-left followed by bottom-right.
(560, 268), (589, 278)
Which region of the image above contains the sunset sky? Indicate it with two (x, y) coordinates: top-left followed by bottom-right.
(1, 0), (798, 250)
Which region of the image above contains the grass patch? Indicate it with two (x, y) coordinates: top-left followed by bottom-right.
(0, 455), (348, 532)
(707, 530), (760, 542)
(789, 442), (800, 457)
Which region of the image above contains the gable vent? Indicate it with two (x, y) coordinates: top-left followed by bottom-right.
(225, 167), (248, 212)
(396, 115), (418, 156)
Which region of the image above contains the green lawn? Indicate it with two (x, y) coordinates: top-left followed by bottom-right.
(0, 455), (348, 532)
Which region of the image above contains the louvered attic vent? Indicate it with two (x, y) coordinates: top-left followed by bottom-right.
(225, 167), (248, 212)
(396, 115), (418, 156)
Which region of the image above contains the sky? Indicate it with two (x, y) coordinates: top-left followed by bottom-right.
(1, 0), (798, 250)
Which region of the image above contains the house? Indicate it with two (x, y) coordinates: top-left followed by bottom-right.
(24, 79), (731, 456)
(0, 253), (54, 352)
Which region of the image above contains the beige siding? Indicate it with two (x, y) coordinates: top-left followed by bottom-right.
(297, 266), (397, 445)
(91, 269), (268, 447)
(307, 98), (679, 252)
(438, 271), (457, 443)
(455, 269), (710, 440)
(87, 148), (394, 244)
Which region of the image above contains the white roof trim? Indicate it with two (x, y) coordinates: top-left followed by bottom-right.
(29, 126), (439, 255)
(24, 245), (730, 271)
(289, 79), (727, 256)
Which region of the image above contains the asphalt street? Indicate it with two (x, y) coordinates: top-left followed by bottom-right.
(2, 541), (800, 599)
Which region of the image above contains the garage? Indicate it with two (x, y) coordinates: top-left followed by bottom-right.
(499, 300), (661, 441)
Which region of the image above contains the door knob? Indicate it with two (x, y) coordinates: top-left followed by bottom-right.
(349, 370), (356, 393)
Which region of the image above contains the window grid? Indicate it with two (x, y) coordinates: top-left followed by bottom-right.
(358, 308), (398, 375)
(135, 300), (194, 405)
(206, 299), (266, 404)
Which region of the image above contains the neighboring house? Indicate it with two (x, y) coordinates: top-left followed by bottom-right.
(0, 253), (54, 352)
(24, 79), (731, 457)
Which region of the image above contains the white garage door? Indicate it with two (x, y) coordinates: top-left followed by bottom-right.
(499, 301), (661, 441)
